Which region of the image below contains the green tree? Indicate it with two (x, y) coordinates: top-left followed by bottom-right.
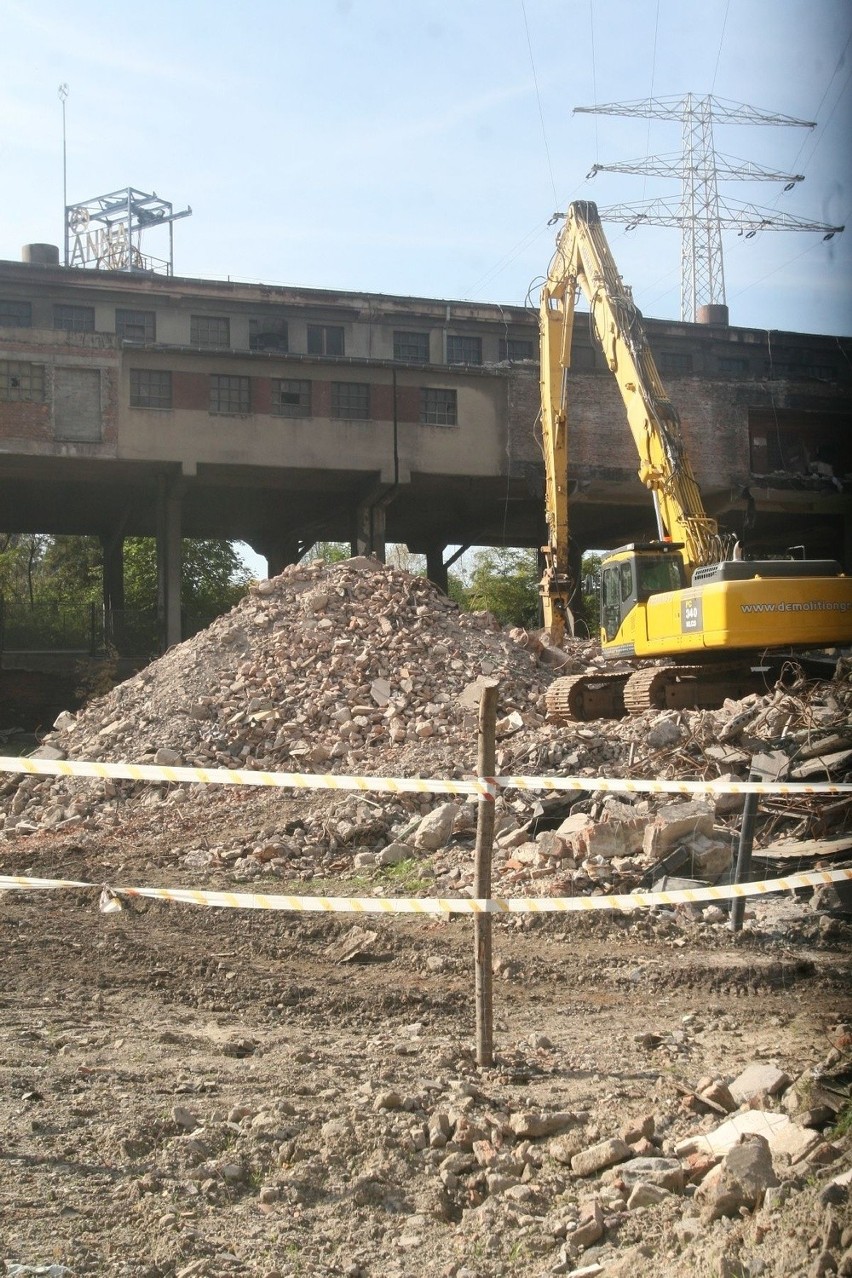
(464, 547), (540, 628)
(39, 535), (102, 603)
(302, 541), (350, 564)
(578, 552), (603, 635)
(122, 538), (251, 615)
(0, 534), (46, 606)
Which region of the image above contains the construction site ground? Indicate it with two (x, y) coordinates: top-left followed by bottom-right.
(1, 560), (850, 1277)
(0, 799), (850, 1278)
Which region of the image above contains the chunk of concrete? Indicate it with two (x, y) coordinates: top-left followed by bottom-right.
(643, 802), (715, 859)
(729, 1063), (791, 1105)
(676, 1109), (820, 1162)
(698, 1133), (779, 1221)
(571, 1138), (631, 1177)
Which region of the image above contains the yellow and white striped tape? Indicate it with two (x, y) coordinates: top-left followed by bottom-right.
(1, 756), (850, 798)
(1, 868), (849, 914)
(0, 755), (488, 796)
(495, 774), (852, 796)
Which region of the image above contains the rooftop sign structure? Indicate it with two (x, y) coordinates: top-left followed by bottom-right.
(64, 187), (192, 274)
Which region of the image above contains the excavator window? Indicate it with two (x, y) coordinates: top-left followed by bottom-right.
(601, 565), (622, 641)
(637, 555), (683, 598)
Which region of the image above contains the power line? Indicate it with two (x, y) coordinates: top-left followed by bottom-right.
(573, 94), (843, 321)
(710, 0), (731, 95)
(521, 0), (558, 209)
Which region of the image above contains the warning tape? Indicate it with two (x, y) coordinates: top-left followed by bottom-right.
(0, 755), (488, 797)
(496, 775), (852, 797)
(1, 756), (850, 798)
(1, 868), (849, 914)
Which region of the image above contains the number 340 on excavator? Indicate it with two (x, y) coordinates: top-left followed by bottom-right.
(538, 201), (852, 721)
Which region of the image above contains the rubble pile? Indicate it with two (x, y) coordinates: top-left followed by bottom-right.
(150, 1047), (848, 1278)
(1, 559), (850, 911)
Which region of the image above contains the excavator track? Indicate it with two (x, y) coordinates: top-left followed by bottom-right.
(545, 672), (628, 722)
(623, 663), (771, 715)
(547, 662), (774, 721)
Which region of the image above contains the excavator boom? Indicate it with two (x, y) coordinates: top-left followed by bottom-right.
(539, 200), (852, 717)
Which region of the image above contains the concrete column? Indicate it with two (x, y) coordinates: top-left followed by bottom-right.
(100, 534), (125, 613)
(352, 500), (387, 562)
(156, 477), (182, 650)
(100, 532), (125, 654)
(261, 535), (301, 579)
(425, 544), (448, 594)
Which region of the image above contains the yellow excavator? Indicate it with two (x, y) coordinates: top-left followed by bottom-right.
(539, 200), (852, 720)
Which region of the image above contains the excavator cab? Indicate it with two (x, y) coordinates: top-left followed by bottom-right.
(600, 543), (685, 644)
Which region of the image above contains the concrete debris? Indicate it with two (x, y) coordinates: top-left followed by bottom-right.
(1, 560), (848, 922)
(697, 1133), (779, 1221)
(728, 1062), (792, 1105)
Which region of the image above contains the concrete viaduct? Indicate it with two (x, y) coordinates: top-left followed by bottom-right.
(1, 245), (850, 649)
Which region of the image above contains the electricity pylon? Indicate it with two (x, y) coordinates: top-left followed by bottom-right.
(571, 94), (844, 322)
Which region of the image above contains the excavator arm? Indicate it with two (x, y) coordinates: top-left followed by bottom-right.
(539, 200), (725, 643)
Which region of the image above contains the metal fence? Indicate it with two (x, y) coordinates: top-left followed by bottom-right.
(0, 601), (219, 659)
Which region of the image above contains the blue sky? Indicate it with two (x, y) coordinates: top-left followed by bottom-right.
(2, 0), (850, 336)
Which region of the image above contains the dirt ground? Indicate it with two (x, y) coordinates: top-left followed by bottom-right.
(0, 793), (850, 1278)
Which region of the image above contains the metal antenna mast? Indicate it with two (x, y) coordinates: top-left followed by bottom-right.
(572, 94), (844, 322)
(58, 83), (69, 265)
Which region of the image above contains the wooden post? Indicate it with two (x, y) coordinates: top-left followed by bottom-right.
(730, 789), (759, 933)
(474, 679), (498, 1067)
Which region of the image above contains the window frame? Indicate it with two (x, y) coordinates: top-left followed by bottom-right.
(499, 336), (535, 362)
(419, 387), (458, 426)
(129, 369), (172, 410)
(331, 381), (369, 420)
(271, 378), (311, 418)
(446, 334), (482, 366)
(249, 316), (289, 353)
(0, 299), (32, 328)
(717, 355), (749, 375)
(393, 330), (430, 363)
(307, 324), (345, 357)
(191, 314), (231, 349)
(209, 373), (251, 415)
(658, 351), (693, 375)
(53, 303), (95, 333)
(116, 308), (156, 343)
(0, 360), (46, 402)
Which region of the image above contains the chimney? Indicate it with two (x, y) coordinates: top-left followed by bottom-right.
(696, 303), (729, 326)
(22, 244), (60, 266)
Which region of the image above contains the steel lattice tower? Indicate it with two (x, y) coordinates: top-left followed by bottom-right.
(572, 94), (844, 322)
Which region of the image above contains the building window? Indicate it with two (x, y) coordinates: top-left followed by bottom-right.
(766, 360), (837, 381)
(717, 356), (749, 374)
(210, 374), (250, 414)
(0, 360), (45, 402)
(272, 378), (311, 417)
(53, 304), (95, 332)
(130, 369), (172, 409)
(307, 324), (345, 357)
(393, 330), (430, 363)
(0, 300), (32, 327)
(658, 351), (693, 375)
(331, 381), (369, 419)
(571, 346), (597, 370)
(191, 315), (231, 348)
(116, 308), (156, 343)
(250, 316), (289, 352)
(420, 387), (457, 426)
(499, 337), (535, 362)
(446, 334), (482, 365)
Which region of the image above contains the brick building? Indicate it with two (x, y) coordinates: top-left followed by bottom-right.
(1, 243), (850, 646)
